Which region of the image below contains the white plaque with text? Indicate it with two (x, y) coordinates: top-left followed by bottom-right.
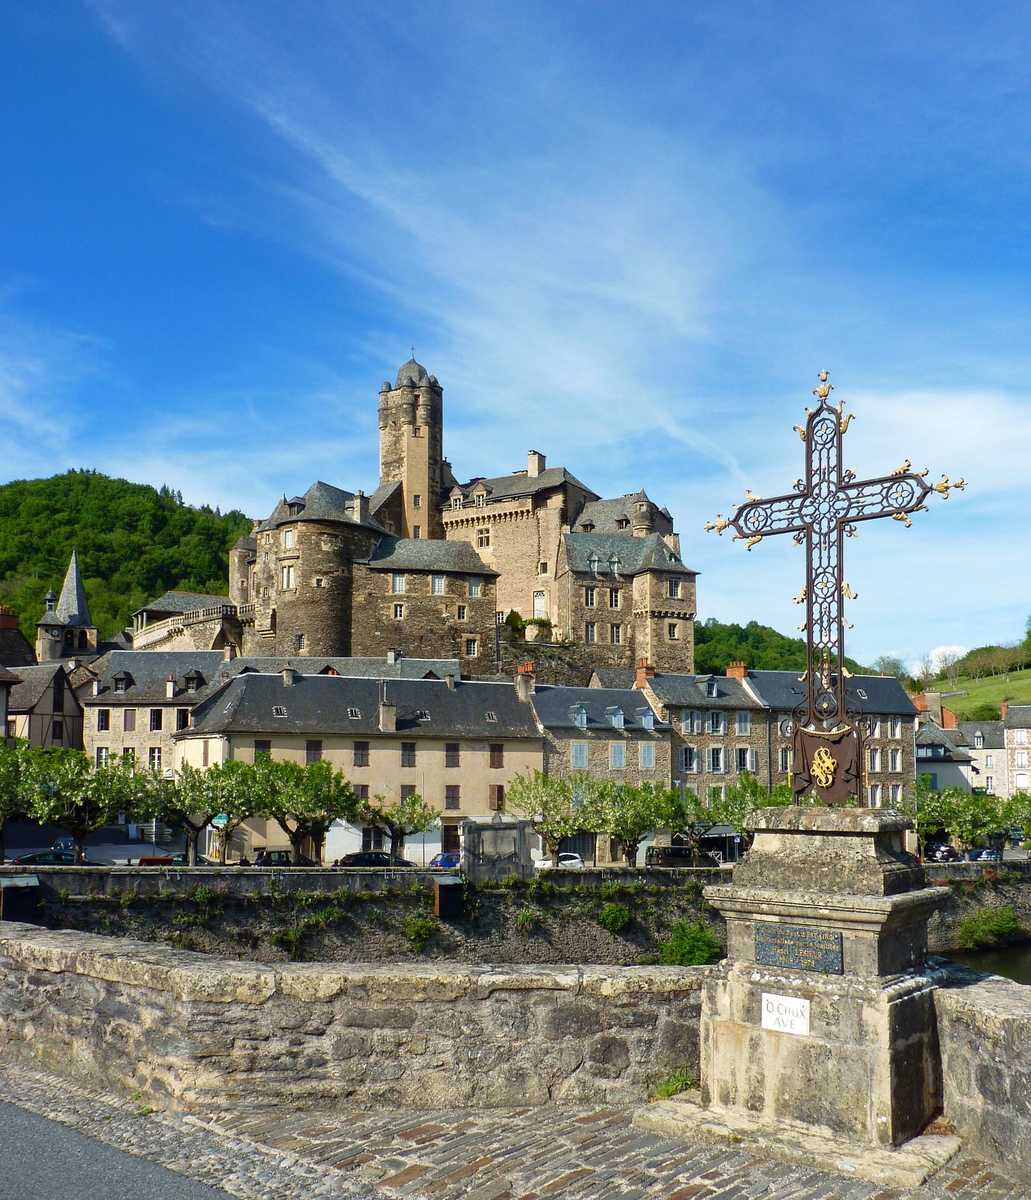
(761, 992), (810, 1036)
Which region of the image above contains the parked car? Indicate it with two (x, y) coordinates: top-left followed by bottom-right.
(534, 852), (585, 871)
(969, 847), (1002, 862)
(429, 851), (461, 870)
(645, 844), (719, 868)
(253, 849), (317, 867)
(12, 850), (102, 866)
(926, 844), (961, 863)
(51, 836), (76, 853)
(336, 851), (415, 868)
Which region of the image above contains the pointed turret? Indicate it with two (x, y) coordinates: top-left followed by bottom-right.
(55, 550), (92, 627)
(35, 551), (97, 661)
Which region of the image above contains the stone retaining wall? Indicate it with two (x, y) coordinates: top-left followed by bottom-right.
(932, 963), (1031, 1164)
(0, 922), (705, 1112)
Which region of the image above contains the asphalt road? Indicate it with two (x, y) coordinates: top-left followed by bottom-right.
(0, 1101), (233, 1199)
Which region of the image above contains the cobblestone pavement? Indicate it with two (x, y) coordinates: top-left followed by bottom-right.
(0, 1065), (1026, 1200)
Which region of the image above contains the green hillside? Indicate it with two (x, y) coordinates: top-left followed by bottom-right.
(932, 670), (1031, 720)
(694, 618), (866, 675)
(0, 470), (251, 641)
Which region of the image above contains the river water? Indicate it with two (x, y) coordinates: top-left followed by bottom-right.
(946, 943), (1031, 985)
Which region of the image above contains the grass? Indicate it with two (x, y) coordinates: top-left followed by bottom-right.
(956, 904), (1023, 949)
(931, 669), (1031, 718)
(656, 918), (723, 966)
(653, 1069), (697, 1099)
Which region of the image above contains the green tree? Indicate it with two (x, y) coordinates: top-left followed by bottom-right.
(257, 758), (359, 864)
(506, 771), (597, 865)
(594, 782), (681, 866)
(180, 760), (265, 864)
(0, 741), (32, 863)
(142, 764), (216, 866)
(360, 791), (439, 857)
(1004, 792), (1031, 844)
(24, 751), (144, 859)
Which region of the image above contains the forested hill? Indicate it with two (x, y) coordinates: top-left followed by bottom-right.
(694, 618), (866, 675)
(0, 470), (251, 641)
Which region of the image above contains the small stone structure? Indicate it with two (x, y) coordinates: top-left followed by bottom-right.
(460, 818), (536, 881)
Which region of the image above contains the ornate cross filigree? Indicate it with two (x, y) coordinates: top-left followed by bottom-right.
(707, 371), (965, 804)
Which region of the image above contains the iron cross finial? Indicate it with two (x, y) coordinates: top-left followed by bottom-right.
(812, 370), (833, 402)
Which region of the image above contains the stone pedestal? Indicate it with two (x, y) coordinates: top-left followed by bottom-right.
(637, 808), (961, 1185)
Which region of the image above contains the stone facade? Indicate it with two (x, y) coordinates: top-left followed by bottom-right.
(0, 922), (705, 1111)
(1003, 702), (1031, 795)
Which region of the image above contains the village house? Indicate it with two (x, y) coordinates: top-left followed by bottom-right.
(1003, 702), (1031, 795)
(956, 719), (1008, 797)
(0, 665), (18, 740)
(6, 662), (84, 748)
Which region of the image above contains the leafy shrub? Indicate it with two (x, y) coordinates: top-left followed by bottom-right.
(271, 926), (306, 960)
(403, 913), (439, 952)
(514, 907), (540, 936)
(656, 918), (723, 965)
(956, 905), (1023, 949)
(597, 902), (633, 933)
(653, 1069), (697, 1099)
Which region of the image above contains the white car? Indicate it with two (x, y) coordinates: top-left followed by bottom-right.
(534, 852), (585, 871)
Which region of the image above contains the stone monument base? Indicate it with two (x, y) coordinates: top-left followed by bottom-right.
(634, 1092), (961, 1189)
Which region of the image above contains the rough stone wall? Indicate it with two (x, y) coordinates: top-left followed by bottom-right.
(560, 571), (638, 670)
(932, 964), (1031, 1164)
(543, 726), (673, 788)
(351, 563), (496, 673)
(378, 381), (444, 539)
(657, 700), (770, 800)
(0, 922), (705, 1111)
(84, 696), (198, 773)
(631, 571), (695, 674)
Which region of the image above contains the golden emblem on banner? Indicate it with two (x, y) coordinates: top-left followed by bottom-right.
(811, 746), (837, 789)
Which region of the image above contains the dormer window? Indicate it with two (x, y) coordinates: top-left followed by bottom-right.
(637, 707), (655, 732)
(451, 496), (463, 510)
(616, 518), (629, 529)
(475, 492), (486, 507)
(608, 555), (620, 575)
(588, 554), (601, 575)
(417, 709), (431, 722)
(606, 706), (625, 731)
(184, 671), (204, 693)
(112, 672), (132, 694)
(856, 688), (868, 701)
(706, 679), (719, 698)
(570, 704), (589, 731)
(581, 522), (595, 533)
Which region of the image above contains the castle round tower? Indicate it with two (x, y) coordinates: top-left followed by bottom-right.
(378, 356), (444, 539)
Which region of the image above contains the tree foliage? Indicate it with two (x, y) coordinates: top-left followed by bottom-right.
(256, 758), (359, 864)
(0, 470), (250, 640)
(694, 618), (865, 675)
(360, 791), (439, 856)
(594, 782), (682, 866)
(506, 771), (595, 863)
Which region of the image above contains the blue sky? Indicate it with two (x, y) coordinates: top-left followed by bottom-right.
(2, 2), (1025, 666)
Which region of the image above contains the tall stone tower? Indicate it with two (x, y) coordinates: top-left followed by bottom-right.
(378, 356), (444, 539)
(35, 550), (98, 661)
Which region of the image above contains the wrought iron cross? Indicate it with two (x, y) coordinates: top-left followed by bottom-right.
(706, 371), (964, 804)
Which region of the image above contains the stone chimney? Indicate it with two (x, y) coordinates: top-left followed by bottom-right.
(1001, 700), (1009, 720)
(223, 644), (237, 662)
(445, 672), (456, 690)
(165, 674), (177, 699)
(527, 450), (546, 478)
(634, 658), (655, 689)
(282, 667), (297, 687)
(379, 682), (397, 733)
(92, 678), (101, 697)
(514, 660), (536, 702)
(354, 490), (370, 524)
(0, 606), (17, 630)
(923, 691), (944, 726)
(726, 661), (748, 681)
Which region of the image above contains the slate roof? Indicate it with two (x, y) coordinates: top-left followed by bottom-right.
(368, 479), (401, 516)
(646, 673), (762, 711)
(0, 627), (37, 668)
(1004, 704), (1031, 729)
(747, 670), (917, 718)
(573, 492), (671, 534)
(916, 721), (973, 762)
(361, 537), (497, 575)
(0, 665), (20, 684)
(37, 551), (93, 628)
(394, 357), (431, 388)
(182, 675), (541, 740)
(82, 652), (464, 703)
(563, 532), (697, 578)
(956, 721), (1005, 750)
(454, 466), (598, 504)
(132, 591), (232, 618)
(8, 663), (67, 713)
(255, 480), (388, 534)
(530, 685), (668, 732)
(590, 668), (636, 689)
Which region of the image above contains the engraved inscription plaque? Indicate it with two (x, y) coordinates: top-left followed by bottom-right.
(754, 923), (843, 974)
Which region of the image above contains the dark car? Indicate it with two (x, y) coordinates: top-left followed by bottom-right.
(429, 851), (461, 870)
(253, 849), (317, 867)
(645, 844), (719, 868)
(336, 851), (415, 868)
(926, 844), (961, 863)
(12, 850), (102, 866)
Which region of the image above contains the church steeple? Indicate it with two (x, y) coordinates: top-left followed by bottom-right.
(35, 550), (98, 661)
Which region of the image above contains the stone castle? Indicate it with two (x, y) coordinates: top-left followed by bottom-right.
(129, 356), (697, 674)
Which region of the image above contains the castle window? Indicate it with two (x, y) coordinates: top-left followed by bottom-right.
(413, 526), (421, 539)
(489, 784), (505, 812)
(570, 742), (588, 769)
(467, 577), (482, 597)
(667, 622), (679, 640)
(294, 633), (306, 652)
(272, 706), (287, 718)
(413, 494), (422, 510)
(282, 528), (295, 549)
(736, 710), (751, 735)
(457, 604), (467, 621)
(401, 743), (417, 768)
(176, 709), (189, 731)
(97, 709), (110, 732)
(150, 709), (163, 732)
(890, 748), (900, 772)
(254, 740), (271, 758)
(489, 743), (504, 768)
(464, 637), (479, 657)
(709, 710), (725, 734)
(609, 588), (620, 608)
(122, 747), (134, 766)
(477, 528), (490, 549)
(667, 578), (681, 599)
(393, 603), (405, 620)
(609, 742), (626, 769)
(584, 586), (596, 607)
(281, 565), (295, 589)
(640, 743), (656, 769)
(779, 747), (791, 773)
(585, 622), (596, 644)
(539, 562), (548, 575)
(610, 624), (621, 645)
(391, 573), (406, 593)
(95, 747), (109, 768)
(533, 591), (547, 618)
(451, 496), (462, 510)
(890, 717), (902, 738)
(709, 747), (724, 773)
(616, 518), (630, 529)
(431, 574), (445, 595)
(445, 785), (461, 810)
(683, 746), (698, 773)
(314, 577), (324, 588)
(123, 709), (136, 733)
(475, 492), (486, 507)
